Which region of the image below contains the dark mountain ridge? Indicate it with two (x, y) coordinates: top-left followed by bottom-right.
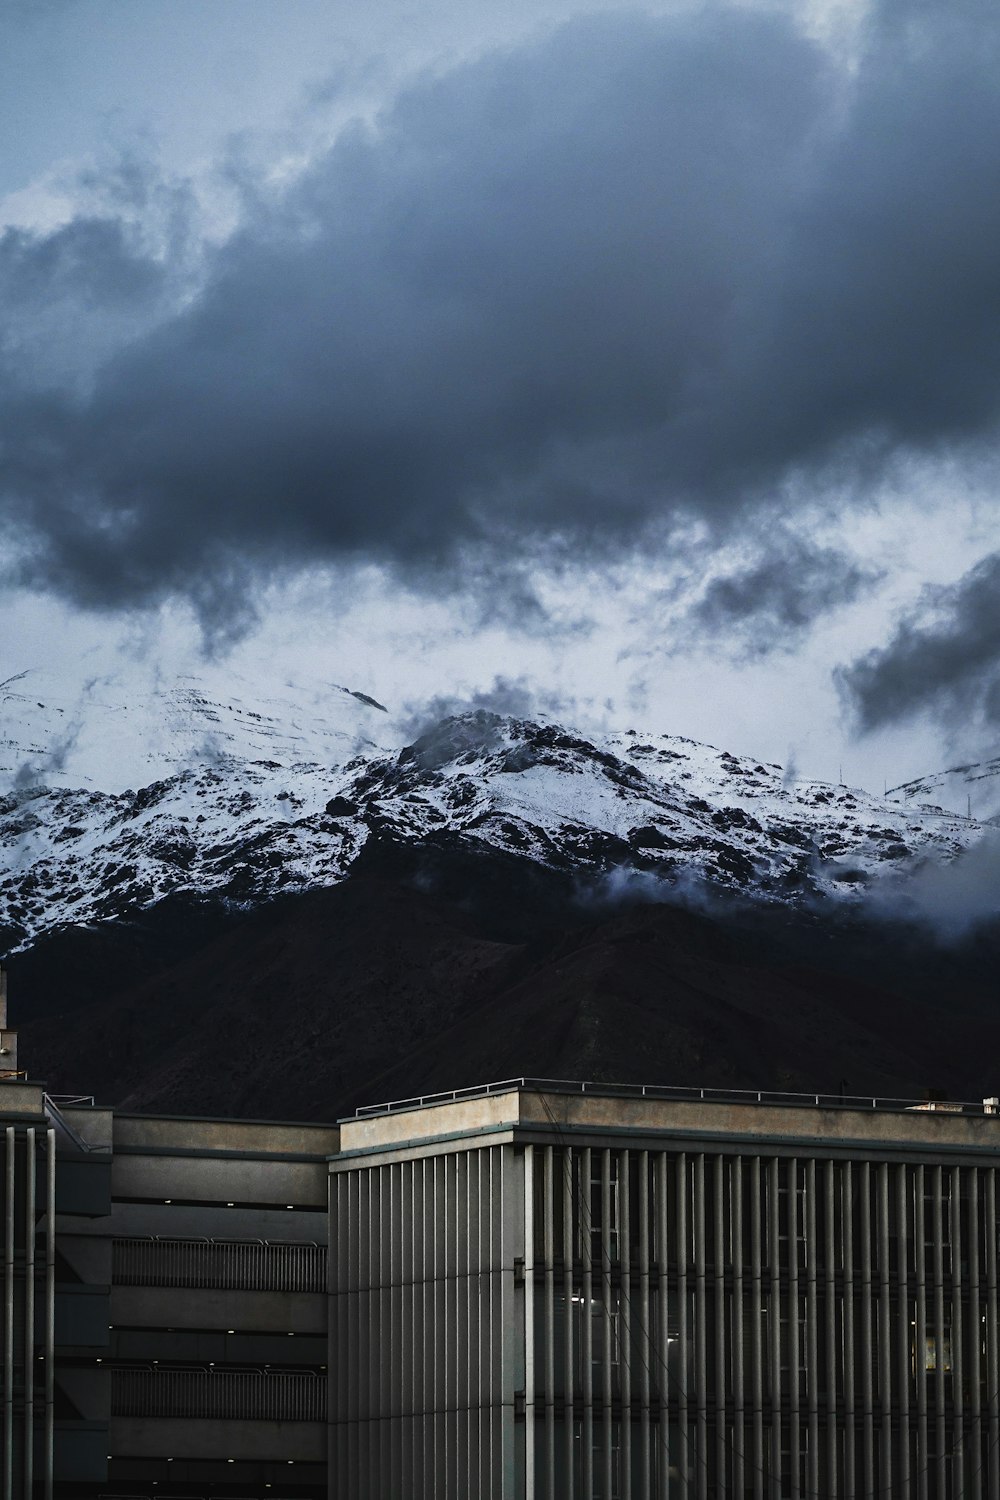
(11, 840), (1000, 1120)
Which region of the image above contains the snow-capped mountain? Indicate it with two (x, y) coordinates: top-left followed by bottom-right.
(887, 757), (1000, 822)
(0, 670), (987, 955)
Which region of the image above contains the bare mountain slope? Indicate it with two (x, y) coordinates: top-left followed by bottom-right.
(15, 868), (1000, 1118)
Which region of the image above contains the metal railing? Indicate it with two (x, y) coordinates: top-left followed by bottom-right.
(43, 1092), (105, 1153)
(111, 1368), (326, 1422)
(112, 1237), (326, 1292)
(354, 1076), (1000, 1119)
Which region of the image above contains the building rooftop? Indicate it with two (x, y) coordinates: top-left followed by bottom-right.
(352, 1074), (999, 1118)
(337, 1076), (1000, 1161)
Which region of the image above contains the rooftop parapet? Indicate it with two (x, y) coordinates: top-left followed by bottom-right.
(337, 1076), (1000, 1159)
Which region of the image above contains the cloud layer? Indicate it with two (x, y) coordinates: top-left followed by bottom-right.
(841, 551), (1000, 730)
(688, 535), (880, 658)
(2, 0), (1000, 653)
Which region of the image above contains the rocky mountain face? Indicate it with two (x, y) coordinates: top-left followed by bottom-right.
(2, 669), (999, 1118)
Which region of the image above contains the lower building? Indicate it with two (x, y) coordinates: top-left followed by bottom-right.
(2, 1075), (334, 1500)
(3, 966), (1000, 1497)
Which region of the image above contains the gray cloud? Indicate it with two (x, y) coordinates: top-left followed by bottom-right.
(397, 676), (567, 744)
(3, 671), (102, 792)
(2, 0), (1000, 636)
(0, 153), (202, 395)
(840, 551), (1000, 730)
(687, 535), (879, 658)
(1, 217), (160, 310)
(867, 831), (1000, 942)
(11, 722), (80, 792)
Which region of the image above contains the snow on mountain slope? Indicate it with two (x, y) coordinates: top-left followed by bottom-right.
(0, 666), (394, 793)
(0, 682), (986, 953)
(887, 756), (1000, 822)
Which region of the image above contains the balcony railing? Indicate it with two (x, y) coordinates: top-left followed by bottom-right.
(112, 1237), (326, 1293)
(111, 1367), (326, 1421)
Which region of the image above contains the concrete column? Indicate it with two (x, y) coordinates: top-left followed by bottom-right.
(4, 1128), (14, 1500)
(22, 1129), (34, 1500)
(731, 1156), (745, 1500)
(895, 1164), (910, 1498)
(914, 1164), (928, 1500)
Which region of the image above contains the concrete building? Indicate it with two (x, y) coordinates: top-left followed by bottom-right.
(3, 966), (1000, 1497)
(332, 1081), (1000, 1500)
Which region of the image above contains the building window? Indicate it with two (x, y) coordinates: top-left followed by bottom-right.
(584, 1153), (620, 1265)
(112, 1237), (326, 1292)
(111, 1367), (326, 1421)
(922, 1329), (952, 1373)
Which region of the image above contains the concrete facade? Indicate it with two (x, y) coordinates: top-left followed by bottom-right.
(1, 1040), (335, 1499)
(331, 1084), (1000, 1499)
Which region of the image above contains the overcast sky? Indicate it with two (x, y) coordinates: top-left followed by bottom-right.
(2, 0), (999, 796)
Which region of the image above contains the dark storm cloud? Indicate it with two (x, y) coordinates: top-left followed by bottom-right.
(0, 217), (160, 310)
(398, 676), (570, 744)
(687, 537), (879, 658)
(2, 0), (1000, 633)
(840, 552), (1000, 730)
(0, 155), (201, 395)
